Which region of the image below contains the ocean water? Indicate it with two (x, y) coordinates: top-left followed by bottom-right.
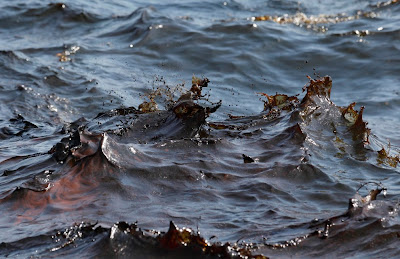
(0, 0), (399, 258)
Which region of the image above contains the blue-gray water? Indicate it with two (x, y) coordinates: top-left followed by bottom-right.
(0, 0), (399, 258)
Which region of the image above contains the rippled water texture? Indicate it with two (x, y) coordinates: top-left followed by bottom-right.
(1, 0), (400, 258)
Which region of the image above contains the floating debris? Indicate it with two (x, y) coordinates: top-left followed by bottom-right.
(56, 46), (80, 62)
(137, 76), (206, 113)
(227, 114), (246, 119)
(258, 93), (299, 112)
(377, 147), (400, 168)
(301, 76), (332, 105)
(242, 154), (255, 163)
(341, 102), (359, 126)
(138, 100), (158, 113)
(341, 102), (370, 143)
(375, 0), (399, 8)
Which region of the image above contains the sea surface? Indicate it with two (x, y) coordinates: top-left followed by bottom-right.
(0, 0), (400, 258)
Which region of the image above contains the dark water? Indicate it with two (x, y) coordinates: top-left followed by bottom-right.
(1, 0), (400, 258)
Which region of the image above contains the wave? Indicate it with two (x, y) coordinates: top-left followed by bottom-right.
(0, 75), (398, 257)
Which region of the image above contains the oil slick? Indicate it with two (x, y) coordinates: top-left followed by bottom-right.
(0, 75), (398, 258)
